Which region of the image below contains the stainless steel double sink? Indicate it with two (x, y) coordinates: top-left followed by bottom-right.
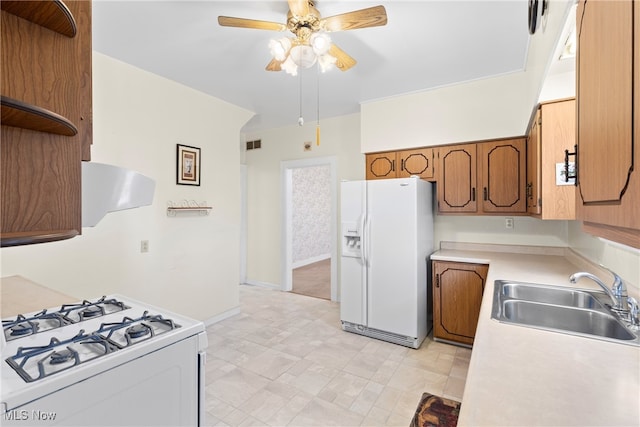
(491, 280), (640, 346)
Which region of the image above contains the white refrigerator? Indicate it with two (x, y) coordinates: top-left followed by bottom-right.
(340, 177), (433, 349)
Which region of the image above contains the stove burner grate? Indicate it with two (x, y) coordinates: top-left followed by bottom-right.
(3, 312), (73, 342)
(5, 330), (119, 383)
(59, 296), (130, 321)
(4, 307), (183, 383)
(98, 311), (181, 348)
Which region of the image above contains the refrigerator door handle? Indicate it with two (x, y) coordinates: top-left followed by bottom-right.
(359, 213), (367, 266)
(364, 213), (371, 267)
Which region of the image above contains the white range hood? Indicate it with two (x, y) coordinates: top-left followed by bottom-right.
(82, 162), (155, 227)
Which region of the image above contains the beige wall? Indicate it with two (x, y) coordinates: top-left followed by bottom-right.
(0, 52), (253, 322)
(243, 114), (364, 287)
(361, 0), (575, 153)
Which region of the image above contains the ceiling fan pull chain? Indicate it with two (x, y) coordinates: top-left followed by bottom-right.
(298, 69), (304, 126)
(316, 66), (321, 146)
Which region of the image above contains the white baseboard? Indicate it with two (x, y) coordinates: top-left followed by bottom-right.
(203, 306), (241, 327)
(292, 253), (331, 269)
(243, 280), (281, 290)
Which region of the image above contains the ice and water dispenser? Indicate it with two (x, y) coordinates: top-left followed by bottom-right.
(342, 221), (362, 257)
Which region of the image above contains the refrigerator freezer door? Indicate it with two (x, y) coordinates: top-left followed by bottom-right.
(340, 181), (367, 326)
(366, 179), (423, 338)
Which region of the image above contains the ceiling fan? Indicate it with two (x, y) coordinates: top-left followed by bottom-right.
(218, 0), (387, 74)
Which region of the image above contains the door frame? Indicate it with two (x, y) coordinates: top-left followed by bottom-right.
(280, 156), (338, 301)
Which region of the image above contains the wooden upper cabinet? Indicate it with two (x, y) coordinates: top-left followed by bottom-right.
(365, 152), (396, 180)
(437, 138), (526, 214)
(1, 0), (92, 247)
(577, 0), (632, 205)
(397, 148), (434, 180)
(437, 144), (477, 213)
(366, 147), (435, 181)
(532, 99), (576, 220)
(479, 138), (526, 213)
(433, 260), (488, 346)
(576, 0), (639, 248)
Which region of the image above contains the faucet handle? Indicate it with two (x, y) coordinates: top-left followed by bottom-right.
(627, 297), (639, 327)
(599, 265), (628, 311)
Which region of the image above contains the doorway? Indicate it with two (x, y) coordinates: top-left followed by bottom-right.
(281, 157), (337, 301)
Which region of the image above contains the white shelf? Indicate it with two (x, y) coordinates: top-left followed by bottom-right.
(166, 200), (211, 216)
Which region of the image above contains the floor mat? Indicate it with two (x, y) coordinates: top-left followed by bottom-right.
(409, 392), (461, 427)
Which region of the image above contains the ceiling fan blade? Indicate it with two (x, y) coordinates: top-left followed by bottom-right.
(287, 0), (309, 17)
(266, 58), (283, 72)
(328, 43), (356, 71)
(321, 5), (388, 32)
(218, 16), (286, 32)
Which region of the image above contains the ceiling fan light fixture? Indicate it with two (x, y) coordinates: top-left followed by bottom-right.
(290, 45), (317, 68)
(268, 37), (291, 61)
(310, 32), (331, 56)
(281, 55), (298, 76)
(317, 53), (337, 73)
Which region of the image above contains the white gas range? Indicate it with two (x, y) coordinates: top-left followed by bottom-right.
(1, 295), (208, 426)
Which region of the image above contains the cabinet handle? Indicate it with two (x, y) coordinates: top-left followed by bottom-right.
(391, 159), (395, 172)
(472, 187), (476, 201)
(564, 144), (577, 185)
(401, 158), (405, 171)
(483, 187), (488, 201)
(435, 274), (440, 288)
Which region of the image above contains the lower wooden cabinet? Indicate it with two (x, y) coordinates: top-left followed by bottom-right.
(432, 260), (488, 346)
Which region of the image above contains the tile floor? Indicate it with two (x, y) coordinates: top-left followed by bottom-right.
(205, 285), (470, 426)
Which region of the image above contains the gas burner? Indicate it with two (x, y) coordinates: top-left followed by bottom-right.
(79, 306), (103, 319)
(10, 322), (38, 337)
(126, 324), (151, 339)
(3, 312), (73, 342)
(49, 349), (75, 365)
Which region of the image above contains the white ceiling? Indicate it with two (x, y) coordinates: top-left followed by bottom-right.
(92, 1), (574, 133)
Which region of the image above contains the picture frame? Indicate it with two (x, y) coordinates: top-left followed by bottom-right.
(176, 144), (201, 186)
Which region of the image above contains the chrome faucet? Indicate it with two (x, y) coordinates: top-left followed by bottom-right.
(569, 267), (628, 313)
(627, 297), (639, 327)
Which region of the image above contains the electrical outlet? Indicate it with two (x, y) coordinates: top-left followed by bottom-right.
(140, 240), (149, 253)
(505, 218), (514, 229)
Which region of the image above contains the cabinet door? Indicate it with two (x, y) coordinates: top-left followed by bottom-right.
(539, 99), (576, 220)
(437, 144), (477, 213)
(433, 261), (488, 346)
(365, 152), (397, 180)
(576, 0), (639, 247)
(577, 0), (633, 205)
(397, 148), (434, 180)
(479, 138), (527, 213)
(527, 109), (541, 215)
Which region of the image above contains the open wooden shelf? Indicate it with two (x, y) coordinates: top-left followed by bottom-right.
(1, 229), (79, 247)
(0, 0), (77, 37)
(1, 95), (77, 136)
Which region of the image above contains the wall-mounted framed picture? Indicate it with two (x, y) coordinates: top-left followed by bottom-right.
(176, 144), (201, 186)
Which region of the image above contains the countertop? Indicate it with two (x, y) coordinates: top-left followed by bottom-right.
(431, 243), (640, 426)
(1, 275), (76, 318)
